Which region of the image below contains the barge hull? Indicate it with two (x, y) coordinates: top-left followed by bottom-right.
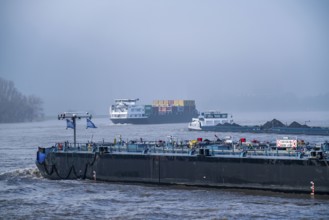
(196, 126), (329, 136)
(111, 113), (197, 124)
(36, 152), (329, 194)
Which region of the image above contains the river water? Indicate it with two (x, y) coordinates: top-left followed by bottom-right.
(1, 116), (329, 219)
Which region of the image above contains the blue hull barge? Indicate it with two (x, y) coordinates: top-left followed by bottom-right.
(36, 137), (329, 194)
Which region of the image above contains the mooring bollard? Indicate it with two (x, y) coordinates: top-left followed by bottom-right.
(310, 181), (315, 195)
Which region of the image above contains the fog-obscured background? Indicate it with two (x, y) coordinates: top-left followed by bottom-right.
(1, 0), (328, 118)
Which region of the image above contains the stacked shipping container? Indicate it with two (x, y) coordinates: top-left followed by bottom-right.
(153, 100), (196, 107)
(151, 100), (196, 115)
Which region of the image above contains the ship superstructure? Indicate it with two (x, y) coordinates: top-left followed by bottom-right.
(188, 111), (234, 130)
(110, 99), (148, 123)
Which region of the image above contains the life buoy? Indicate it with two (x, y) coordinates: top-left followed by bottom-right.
(58, 143), (63, 151)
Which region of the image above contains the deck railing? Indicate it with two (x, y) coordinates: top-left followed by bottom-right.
(46, 141), (327, 159)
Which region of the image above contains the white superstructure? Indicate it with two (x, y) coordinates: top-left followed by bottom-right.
(109, 99), (147, 120)
(188, 111), (233, 130)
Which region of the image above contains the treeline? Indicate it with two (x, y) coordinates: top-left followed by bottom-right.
(0, 77), (44, 123)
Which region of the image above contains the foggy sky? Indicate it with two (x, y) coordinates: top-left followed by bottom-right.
(1, 0), (329, 116)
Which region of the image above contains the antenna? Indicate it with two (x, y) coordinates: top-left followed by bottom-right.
(58, 112), (92, 147)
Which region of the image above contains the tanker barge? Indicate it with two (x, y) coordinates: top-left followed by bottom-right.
(36, 137), (329, 194)
(36, 114), (329, 194)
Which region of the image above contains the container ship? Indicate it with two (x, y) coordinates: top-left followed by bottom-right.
(36, 112), (329, 195)
(109, 99), (198, 124)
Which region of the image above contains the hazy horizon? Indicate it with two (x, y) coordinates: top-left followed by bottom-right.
(1, 0), (329, 116)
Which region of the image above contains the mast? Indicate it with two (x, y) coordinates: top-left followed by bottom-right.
(58, 112), (92, 147)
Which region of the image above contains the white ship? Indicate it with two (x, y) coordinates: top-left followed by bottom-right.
(188, 111), (234, 130)
(109, 99), (148, 124)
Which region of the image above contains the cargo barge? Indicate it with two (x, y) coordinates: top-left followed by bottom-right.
(188, 112), (329, 136)
(36, 113), (329, 194)
(36, 136), (329, 194)
(109, 99), (198, 124)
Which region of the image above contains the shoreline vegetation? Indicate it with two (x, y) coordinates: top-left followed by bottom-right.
(0, 77), (44, 123)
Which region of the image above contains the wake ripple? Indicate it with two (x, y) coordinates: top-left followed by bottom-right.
(0, 167), (41, 181)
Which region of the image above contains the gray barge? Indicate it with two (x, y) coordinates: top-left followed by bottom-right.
(36, 138), (329, 194)
(188, 115), (329, 136)
(35, 112), (329, 194)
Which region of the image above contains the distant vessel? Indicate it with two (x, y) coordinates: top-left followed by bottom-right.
(109, 99), (198, 124)
(189, 114), (329, 136)
(188, 111), (234, 131)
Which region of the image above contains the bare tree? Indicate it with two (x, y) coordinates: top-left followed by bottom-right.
(0, 77), (44, 123)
